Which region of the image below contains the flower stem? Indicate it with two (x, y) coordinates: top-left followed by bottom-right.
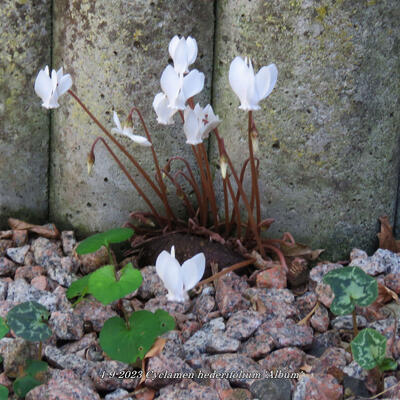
(213, 128), (265, 257)
(192, 144), (209, 226)
(248, 111), (261, 233)
(90, 137), (163, 225)
(199, 143), (219, 228)
(68, 90), (167, 218)
(129, 107), (176, 226)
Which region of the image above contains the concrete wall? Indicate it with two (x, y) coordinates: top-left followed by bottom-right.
(1, 0), (399, 259)
(212, 0), (400, 259)
(0, 0), (51, 227)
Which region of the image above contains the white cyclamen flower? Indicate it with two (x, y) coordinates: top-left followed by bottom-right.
(156, 246), (205, 302)
(160, 65), (204, 111)
(168, 35), (198, 74)
(153, 93), (177, 125)
(34, 66), (72, 109)
(183, 104), (221, 145)
(229, 56), (278, 111)
(111, 111), (151, 146)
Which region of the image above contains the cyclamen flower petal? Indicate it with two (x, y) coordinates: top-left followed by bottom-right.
(168, 35), (198, 74)
(229, 56), (277, 111)
(34, 66), (72, 109)
(155, 246), (205, 302)
(153, 93), (177, 125)
(111, 111), (151, 146)
(160, 65), (185, 110)
(182, 69), (205, 101)
(183, 103), (220, 145)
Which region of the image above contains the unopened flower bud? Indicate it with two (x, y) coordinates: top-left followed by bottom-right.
(87, 152), (95, 176)
(220, 155), (228, 179)
(251, 129), (259, 153)
(123, 115), (134, 131)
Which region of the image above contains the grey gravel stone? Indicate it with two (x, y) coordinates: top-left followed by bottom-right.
(250, 378), (292, 400)
(49, 311), (84, 340)
(183, 318), (225, 361)
(6, 245), (30, 264)
(7, 278), (59, 311)
(343, 360), (369, 380)
(225, 310), (264, 340)
(73, 299), (117, 332)
(0, 279), (8, 301)
(309, 263), (343, 289)
(331, 315), (367, 330)
(0, 257), (17, 276)
(105, 389), (133, 400)
(206, 333), (241, 354)
(350, 248), (400, 275)
(44, 345), (95, 377)
(136, 266), (166, 300)
(61, 231), (77, 256)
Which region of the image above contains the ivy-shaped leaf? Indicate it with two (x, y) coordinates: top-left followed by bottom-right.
(378, 357), (397, 372)
(0, 385), (8, 400)
(323, 267), (378, 315)
(88, 263), (142, 305)
(7, 301), (52, 342)
(99, 309), (175, 363)
(0, 317), (9, 340)
(76, 228), (134, 255)
(351, 328), (388, 370)
(24, 360), (48, 377)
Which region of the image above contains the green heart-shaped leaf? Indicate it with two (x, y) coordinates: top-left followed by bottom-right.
(13, 374), (41, 398)
(351, 328), (387, 370)
(100, 310), (162, 363)
(76, 228), (134, 255)
(25, 360), (48, 377)
(0, 317), (9, 340)
(0, 385), (8, 400)
(378, 357), (397, 372)
(323, 266), (378, 315)
(154, 309), (175, 334)
(7, 301), (52, 342)
(88, 263), (142, 305)
(66, 274), (90, 300)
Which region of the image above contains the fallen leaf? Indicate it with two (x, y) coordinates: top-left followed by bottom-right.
(377, 216), (399, 252)
(375, 283), (399, 306)
(8, 218), (59, 240)
(139, 337), (167, 385)
(280, 242), (324, 260)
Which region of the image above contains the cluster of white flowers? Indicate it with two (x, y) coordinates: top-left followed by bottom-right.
(33, 35), (279, 303)
(153, 36), (221, 145)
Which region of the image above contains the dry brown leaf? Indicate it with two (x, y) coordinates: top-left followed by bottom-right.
(255, 297), (267, 314)
(280, 242), (324, 260)
(376, 283), (399, 305)
(8, 218), (59, 239)
(377, 216), (399, 252)
(139, 338), (167, 385)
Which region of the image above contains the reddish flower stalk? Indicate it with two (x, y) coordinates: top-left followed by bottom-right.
(248, 111), (261, 233)
(164, 156), (203, 213)
(213, 128), (265, 257)
(161, 169), (196, 217)
(129, 107), (175, 225)
(89, 137), (163, 225)
(68, 90), (170, 216)
(191, 144), (210, 226)
(222, 178), (230, 236)
(225, 175), (242, 238)
(199, 142), (219, 229)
